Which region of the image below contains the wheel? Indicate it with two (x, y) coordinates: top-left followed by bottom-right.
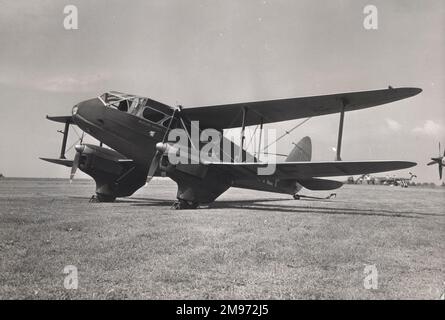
(94, 193), (116, 203)
(172, 199), (199, 210)
(188, 201), (199, 209)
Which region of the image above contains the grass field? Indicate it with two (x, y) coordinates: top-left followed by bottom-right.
(0, 178), (444, 299)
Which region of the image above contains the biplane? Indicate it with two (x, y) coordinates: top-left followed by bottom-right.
(41, 86), (421, 209)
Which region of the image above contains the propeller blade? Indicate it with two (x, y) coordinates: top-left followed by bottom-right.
(147, 152), (162, 183)
(427, 161), (436, 166)
(146, 108), (179, 184)
(439, 142), (442, 157)
(439, 164), (443, 180)
(69, 145), (85, 183)
(70, 151), (80, 183)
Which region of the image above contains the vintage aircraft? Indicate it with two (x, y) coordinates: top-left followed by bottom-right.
(427, 142), (445, 179)
(381, 172), (417, 187)
(41, 87), (421, 209)
(354, 172), (417, 187)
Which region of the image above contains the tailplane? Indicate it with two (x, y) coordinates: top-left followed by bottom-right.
(278, 136), (312, 192)
(284, 136), (342, 192)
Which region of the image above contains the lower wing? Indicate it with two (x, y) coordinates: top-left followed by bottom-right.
(207, 160), (417, 179)
(39, 158), (73, 167)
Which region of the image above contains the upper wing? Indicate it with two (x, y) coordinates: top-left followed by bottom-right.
(207, 160), (417, 179)
(182, 87), (422, 129)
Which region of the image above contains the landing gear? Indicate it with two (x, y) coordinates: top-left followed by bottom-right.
(293, 193), (336, 200)
(89, 193), (116, 203)
(171, 199), (199, 210)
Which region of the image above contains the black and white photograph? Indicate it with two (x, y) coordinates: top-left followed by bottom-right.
(0, 0), (444, 304)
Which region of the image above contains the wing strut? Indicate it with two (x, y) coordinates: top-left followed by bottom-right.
(239, 107), (247, 162)
(59, 121), (70, 159)
(335, 98), (348, 161)
(256, 117), (263, 162)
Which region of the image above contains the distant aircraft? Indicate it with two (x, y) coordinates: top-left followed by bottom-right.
(41, 87), (420, 209)
(427, 142), (445, 179)
(354, 174), (373, 184)
(353, 172), (417, 187)
(380, 172), (417, 187)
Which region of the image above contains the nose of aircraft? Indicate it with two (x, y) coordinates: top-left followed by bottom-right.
(72, 98), (104, 126)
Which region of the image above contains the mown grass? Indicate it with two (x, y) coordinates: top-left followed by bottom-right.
(0, 178), (443, 299)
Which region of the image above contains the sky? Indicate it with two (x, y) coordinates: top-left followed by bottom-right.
(0, 0), (444, 182)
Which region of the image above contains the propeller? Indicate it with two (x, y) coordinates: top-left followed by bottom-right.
(427, 160), (437, 166)
(69, 132), (85, 183)
(146, 109), (179, 183)
(437, 142), (444, 179)
(147, 149), (162, 183)
(427, 142), (444, 180)
(70, 145), (85, 183)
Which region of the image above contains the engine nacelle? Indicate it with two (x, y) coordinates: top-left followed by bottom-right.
(77, 144), (147, 201)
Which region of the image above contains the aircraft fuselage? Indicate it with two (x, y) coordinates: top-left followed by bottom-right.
(71, 97), (300, 204)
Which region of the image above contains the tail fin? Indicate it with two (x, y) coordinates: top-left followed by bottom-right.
(286, 136), (312, 162)
(278, 136), (312, 193)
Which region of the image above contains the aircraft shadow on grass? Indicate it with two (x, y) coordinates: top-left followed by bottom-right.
(68, 195), (440, 219)
(127, 197), (438, 219)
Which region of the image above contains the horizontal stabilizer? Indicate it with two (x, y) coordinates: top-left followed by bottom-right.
(40, 157), (73, 167)
(46, 115), (73, 124)
(297, 178), (343, 190)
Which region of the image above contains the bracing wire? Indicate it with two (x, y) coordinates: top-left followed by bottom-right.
(262, 117), (311, 152)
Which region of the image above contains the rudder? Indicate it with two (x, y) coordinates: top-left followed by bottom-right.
(286, 136), (312, 162)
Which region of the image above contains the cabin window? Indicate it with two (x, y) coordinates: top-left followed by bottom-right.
(118, 100), (129, 112)
(98, 92), (174, 125)
(142, 107), (165, 123)
(161, 117), (181, 129)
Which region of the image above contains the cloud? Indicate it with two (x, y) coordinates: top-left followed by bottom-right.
(385, 118), (402, 131)
(413, 120), (444, 136)
(39, 74), (107, 93)
(0, 73), (108, 93)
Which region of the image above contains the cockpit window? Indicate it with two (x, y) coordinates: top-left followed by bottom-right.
(98, 91), (175, 127)
(99, 92), (147, 115)
(118, 100), (129, 112)
(142, 108), (166, 123)
(99, 92), (126, 107)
